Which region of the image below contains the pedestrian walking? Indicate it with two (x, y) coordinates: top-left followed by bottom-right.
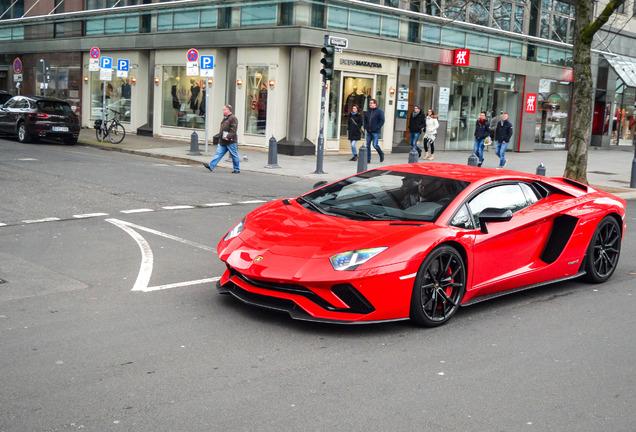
(408, 105), (426, 157)
(363, 98), (385, 163)
(473, 111), (491, 167)
(423, 109), (439, 160)
(494, 112), (513, 168)
(347, 104), (363, 161)
(203, 104), (241, 173)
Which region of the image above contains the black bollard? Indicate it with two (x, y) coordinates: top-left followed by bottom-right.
(188, 131), (201, 156)
(408, 147), (419, 163)
(536, 162), (546, 176)
(357, 145), (368, 173)
(265, 135), (281, 169)
(468, 153), (479, 166)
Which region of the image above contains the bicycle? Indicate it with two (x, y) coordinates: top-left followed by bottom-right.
(94, 108), (126, 144)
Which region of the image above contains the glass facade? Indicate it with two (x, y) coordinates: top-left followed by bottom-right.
(161, 67), (206, 128)
(245, 66), (269, 135)
(534, 79), (571, 149)
(89, 74), (132, 122)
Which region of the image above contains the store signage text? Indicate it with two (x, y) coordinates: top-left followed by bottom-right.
(454, 49), (470, 66)
(340, 59), (383, 68)
(525, 93), (537, 113)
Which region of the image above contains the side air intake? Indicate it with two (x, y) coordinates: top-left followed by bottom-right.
(541, 215), (579, 264)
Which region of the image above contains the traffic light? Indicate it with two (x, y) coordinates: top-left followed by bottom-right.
(320, 45), (335, 81)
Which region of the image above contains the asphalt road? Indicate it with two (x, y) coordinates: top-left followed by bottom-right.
(1, 138), (635, 431)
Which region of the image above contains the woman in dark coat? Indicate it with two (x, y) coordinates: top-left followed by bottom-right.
(347, 104), (363, 161)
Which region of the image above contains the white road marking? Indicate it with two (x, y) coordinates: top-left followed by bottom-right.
(162, 205), (195, 210)
(239, 200), (267, 204)
(105, 218), (154, 292)
(399, 273), (417, 281)
(22, 217), (60, 224)
(203, 202), (232, 207)
(16, 158), (38, 161)
(121, 208), (154, 214)
(140, 277), (221, 292)
(0, 223), (6, 227)
(110, 219), (215, 252)
(73, 213), (109, 219)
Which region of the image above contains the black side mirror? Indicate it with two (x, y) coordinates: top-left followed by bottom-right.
(478, 207), (513, 234)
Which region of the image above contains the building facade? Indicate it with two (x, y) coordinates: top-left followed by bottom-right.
(2, 0), (636, 155)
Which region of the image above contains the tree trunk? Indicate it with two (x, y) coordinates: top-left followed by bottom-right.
(564, 0), (593, 184)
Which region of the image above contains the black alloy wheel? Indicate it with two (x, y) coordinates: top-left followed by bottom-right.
(584, 216), (621, 283)
(410, 245), (466, 327)
(17, 122), (31, 143)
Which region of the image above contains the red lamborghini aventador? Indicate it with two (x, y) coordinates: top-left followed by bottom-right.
(216, 163), (626, 327)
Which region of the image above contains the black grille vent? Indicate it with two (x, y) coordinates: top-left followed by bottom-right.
(541, 215), (578, 264)
(332, 284), (375, 314)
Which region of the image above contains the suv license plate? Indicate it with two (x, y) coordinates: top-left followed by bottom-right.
(53, 126), (69, 132)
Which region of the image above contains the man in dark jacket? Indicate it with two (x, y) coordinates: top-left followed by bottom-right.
(494, 112), (513, 168)
(203, 104), (241, 173)
(364, 99), (385, 163)
(473, 111), (491, 167)
(408, 105), (426, 157)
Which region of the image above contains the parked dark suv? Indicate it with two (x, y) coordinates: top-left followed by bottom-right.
(0, 96), (80, 145)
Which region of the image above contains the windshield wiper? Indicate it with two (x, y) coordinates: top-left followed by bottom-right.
(328, 206), (389, 220)
(296, 196), (328, 214)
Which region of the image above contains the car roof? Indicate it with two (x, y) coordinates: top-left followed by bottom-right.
(10, 95), (68, 103)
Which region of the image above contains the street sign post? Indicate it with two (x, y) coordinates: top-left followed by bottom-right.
(117, 59), (130, 78)
(100, 56), (113, 133)
(13, 57), (22, 74)
(200, 55), (214, 154)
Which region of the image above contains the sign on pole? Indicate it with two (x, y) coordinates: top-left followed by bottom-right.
(116, 59), (130, 78)
(89, 58), (100, 72)
(13, 57), (22, 74)
(90, 47), (101, 59)
(200, 55), (214, 77)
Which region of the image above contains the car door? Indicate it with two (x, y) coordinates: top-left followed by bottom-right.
(0, 97), (17, 132)
(465, 182), (552, 296)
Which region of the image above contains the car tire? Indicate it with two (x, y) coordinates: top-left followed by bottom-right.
(17, 122), (32, 143)
(583, 216), (621, 284)
(64, 137), (78, 146)
(410, 245), (466, 327)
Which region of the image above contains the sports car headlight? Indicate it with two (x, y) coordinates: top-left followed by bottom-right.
(329, 247), (388, 271)
(224, 218), (245, 241)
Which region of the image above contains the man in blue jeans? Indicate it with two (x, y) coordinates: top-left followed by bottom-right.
(473, 111), (491, 167)
(494, 112), (513, 168)
(203, 104), (240, 173)
(363, 98), (385, 163)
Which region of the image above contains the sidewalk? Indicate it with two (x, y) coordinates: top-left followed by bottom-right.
(78, 128), (636, 199)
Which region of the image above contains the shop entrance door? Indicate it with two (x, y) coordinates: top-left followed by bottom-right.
(339, 74), (375, 142)
(492, 89), (519, 146)
(418, 83), (436, 112)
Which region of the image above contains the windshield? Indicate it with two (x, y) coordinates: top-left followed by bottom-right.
(300, 170), (470, 222)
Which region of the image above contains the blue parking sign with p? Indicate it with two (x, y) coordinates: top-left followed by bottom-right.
(200, 55), (214, 77)
(100, 56), (113, 69)
(117, 59), (129, 71)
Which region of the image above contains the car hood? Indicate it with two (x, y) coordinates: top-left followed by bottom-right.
(238, 199), (430, 259)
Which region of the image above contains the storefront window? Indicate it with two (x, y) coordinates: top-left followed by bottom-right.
(327, 71), (341, 139)
(245, 66), (268, 135)
(161, 66), (205, 128)
(89, 74), (132, 122)
(534, 79), (571, 149)
(610, 85), (635, 145)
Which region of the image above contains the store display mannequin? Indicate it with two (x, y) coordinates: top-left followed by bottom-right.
(190, 79), (200, 112)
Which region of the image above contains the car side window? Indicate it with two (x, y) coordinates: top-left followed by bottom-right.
(449, 204), (474, 229)
(3, 98), (17, 108)
(519, 182), (539, 205)
(16, 99), (29, 109)
(467, 184), (528, 229)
